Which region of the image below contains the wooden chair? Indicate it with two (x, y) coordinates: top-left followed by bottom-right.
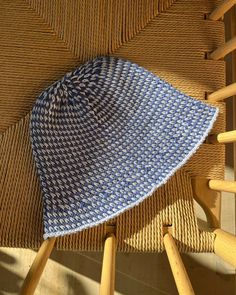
(19, 1), (236, 294)
(0, 0), (235, 294)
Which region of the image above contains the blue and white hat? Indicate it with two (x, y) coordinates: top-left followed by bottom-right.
(30, 56), (218, 239)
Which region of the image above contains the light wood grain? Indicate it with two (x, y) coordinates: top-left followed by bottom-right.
(208, 130), (236, 143)
(209, 179), (236, 193)
(192, 177), (221, 228)
(209, 0), (236, 21)
(209, 36), (236, 60)
(214, 229), (236, 267)
(216, 130), (236, 143)
(163, 233), (195, 295)
(19, 238), (56, 295)
(100, 233), (116, 295)
(207, 82), (236, 101)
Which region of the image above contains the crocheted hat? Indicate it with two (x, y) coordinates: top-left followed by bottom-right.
(30, 56), (218, 239)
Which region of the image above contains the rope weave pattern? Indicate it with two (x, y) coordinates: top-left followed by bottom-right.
(0, 0), (225, 251)
(117, 171), (215, 252)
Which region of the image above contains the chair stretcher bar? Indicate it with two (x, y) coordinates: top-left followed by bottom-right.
(208, 179), (236, 193)
(209, 0), (236, 21)
(209, 130), (236, 144)
(209, 36), (236, 60)
(207, 82), (236, 102)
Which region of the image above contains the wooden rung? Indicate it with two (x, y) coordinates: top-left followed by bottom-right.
(208, 130), (236, 144)
(20, 238), (56, 295)
(209, 0), (236, 21)
(100, 233), (116, 295)
(214, 229), (236, 267)
(208, 179), (236, 193)
(163, 233), (195, 295)
(209, 36), (236, 60)
(207, 83), (236, 102)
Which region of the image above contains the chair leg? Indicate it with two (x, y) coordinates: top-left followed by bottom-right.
(214, 229), (236, 267)
(19, 238), (56, 295)
(100, 233), (116, 295)
(163, 233), (195, 295)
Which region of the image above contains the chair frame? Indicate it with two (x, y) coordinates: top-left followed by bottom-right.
(19, 1), (236, 294)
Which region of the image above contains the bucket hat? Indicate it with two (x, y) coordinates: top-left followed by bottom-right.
(30, 56), (218, 239)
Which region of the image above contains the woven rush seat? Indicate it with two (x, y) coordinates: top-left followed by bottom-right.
(0, 0), (225, 253)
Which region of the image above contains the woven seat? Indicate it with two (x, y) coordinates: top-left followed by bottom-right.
(4, 1), (236, 294)
(0, 0), (226, 252)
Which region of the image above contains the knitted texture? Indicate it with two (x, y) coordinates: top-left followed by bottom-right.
(30, 56), (218, 239)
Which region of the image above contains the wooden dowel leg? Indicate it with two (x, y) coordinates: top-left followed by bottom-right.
(214, 229), (236, 267)
(208, 179), (236, 193)
(217, 130), (236, 143)
(208, 130), (236, 144)
(209, 0), (236, 21)
(20, 238), (56, 295)
(207, 82), (236, 102)
(100, 233), (116, 295)
(163, 233), (195, 295)
(209, 36), (236, 60)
